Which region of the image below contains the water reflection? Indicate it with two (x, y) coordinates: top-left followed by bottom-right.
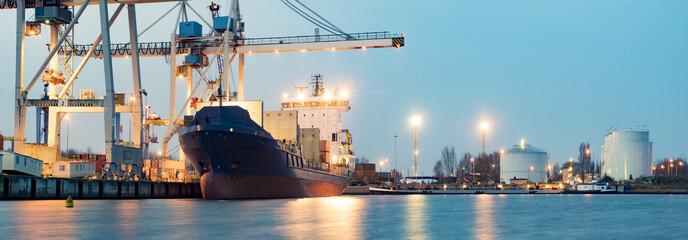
(474, 195), (498, 240)
(8, 200), (78, 239)
(278, 196), (363, 240)
(404, 194), (428, 239)
(113, 200), (141, 239)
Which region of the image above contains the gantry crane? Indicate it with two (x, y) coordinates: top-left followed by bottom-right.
(4, 0), (404, 173)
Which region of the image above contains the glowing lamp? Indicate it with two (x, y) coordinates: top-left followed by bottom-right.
(175, 65), (188, 78)
(480, 122), (489, 131)
(411, 116), (421, 126)
(25, 22), (42, 37)
(341, 90), (349, 99)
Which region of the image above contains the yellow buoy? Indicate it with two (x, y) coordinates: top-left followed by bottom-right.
(66, 195), (74, 208)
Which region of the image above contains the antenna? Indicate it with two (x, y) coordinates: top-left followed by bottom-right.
(310, 74), (324, 96)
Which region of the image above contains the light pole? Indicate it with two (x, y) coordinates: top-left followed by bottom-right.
(528, 166), (534, 183)
(64, 114), (70, 154)
(411, 116), (421, 177)
(394, 135), (398, 180)
(569, 158), (574, 183)
(670, 159), (674, 176)
(470, 157), (475, 184)
(480, 122), (488, 155)
(129, 95), (135, 145)
(660, 164), (665, 175)
(386, 159), (390, 181)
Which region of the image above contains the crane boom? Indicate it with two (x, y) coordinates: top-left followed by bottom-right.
(58, 32), (404, 58)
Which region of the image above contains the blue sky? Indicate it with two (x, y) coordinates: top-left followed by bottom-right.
(1, 0), (687, 176)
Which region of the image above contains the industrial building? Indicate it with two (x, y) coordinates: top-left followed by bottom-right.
(353, 163), (378, 183)
(500, 142), (549, 184)
(0, 151), (44, 177)
(601, 130), (653, 180)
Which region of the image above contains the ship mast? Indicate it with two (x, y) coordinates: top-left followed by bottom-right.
(310, 74), (325, 97)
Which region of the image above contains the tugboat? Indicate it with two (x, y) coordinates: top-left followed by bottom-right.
(179, 74), (355, 199)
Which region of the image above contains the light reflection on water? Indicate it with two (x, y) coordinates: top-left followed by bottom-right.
(0, 195), (687, 239)
(404, 195), (428, 240)
(278, 197), (363, 240)
(473, 195), (497, 240)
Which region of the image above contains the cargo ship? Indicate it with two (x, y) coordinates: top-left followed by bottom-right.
(179, 74), (355, 199)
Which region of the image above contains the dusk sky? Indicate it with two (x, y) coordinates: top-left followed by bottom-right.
(1, 1), (687, 175)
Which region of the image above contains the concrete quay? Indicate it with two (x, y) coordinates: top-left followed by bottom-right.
(0, 174), (201, 200)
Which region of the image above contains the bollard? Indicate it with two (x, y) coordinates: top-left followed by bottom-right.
(66, 195), (74, 208)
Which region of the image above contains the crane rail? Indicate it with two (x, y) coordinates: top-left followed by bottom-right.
(58, 31), (402, 57)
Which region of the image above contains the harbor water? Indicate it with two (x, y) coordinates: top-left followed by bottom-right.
(1, 194), (687, 239)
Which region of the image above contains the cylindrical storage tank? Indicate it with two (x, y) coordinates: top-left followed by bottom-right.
(500, 144), (548, 184)
(601, 130), (652, 180)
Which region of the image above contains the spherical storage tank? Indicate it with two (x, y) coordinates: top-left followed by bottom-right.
(500, 143), (548, 184)
(601, 130), (652, 180)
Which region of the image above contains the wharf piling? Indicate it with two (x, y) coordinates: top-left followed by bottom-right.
(0, 174), (201, 200)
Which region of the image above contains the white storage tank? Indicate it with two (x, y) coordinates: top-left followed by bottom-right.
(601, 130), (652, 180)
(500, 143), (549, 184)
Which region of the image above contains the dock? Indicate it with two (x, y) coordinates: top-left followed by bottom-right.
(0, 174), (201, 200)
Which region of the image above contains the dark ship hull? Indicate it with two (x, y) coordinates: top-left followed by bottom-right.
(179, 106), (352, 199)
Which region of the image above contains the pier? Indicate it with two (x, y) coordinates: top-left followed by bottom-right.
(0, 175), (201, 200)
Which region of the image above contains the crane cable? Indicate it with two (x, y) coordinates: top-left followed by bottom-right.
(292, 0), (349, 37)
(280, 0), (351, 39)
(280, 0), (339, 35)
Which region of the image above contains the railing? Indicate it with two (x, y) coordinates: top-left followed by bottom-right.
(243, 31), (400, 45)
(58, 32), (402, 56)
(0, 0), (38, 9)
(58, 42), (184, 57)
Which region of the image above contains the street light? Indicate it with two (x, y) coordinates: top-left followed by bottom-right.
(480, 122), (488, 155)
(411, 116), (421, 177)
(528, 166), (534, 183)
(670, 163), (675, 177)
(394, 135), (398, 181)
(64, 114), (70, 154)
(470, 157), (475, 184)
(385, 158), (389, 181)
(670, 159), (674, 176)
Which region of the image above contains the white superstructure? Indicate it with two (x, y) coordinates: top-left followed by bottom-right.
(500, 142), (549, 184)
(601, 130), (653, 180)
(281, 74), (353, 164)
